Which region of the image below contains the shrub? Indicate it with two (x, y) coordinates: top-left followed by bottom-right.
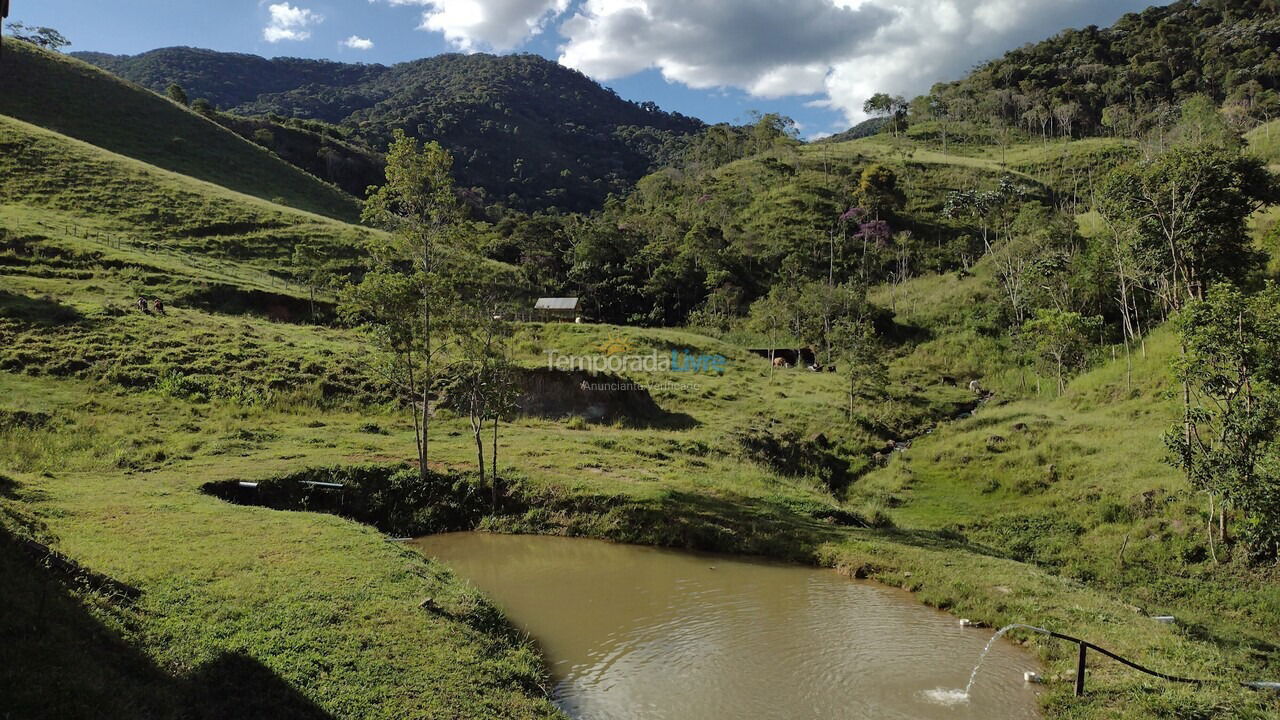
(203, 464), (504, 536)
(733, 426), (850, 493)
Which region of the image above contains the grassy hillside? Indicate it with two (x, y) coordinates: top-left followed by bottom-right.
(210, 114), (386, 199)
(845, 325), (1280, 716)
(0, 114), (376, 270)
(4, 139), (1279, 716)
(1247, 119), (1280, 168)
(0, 41), (359, 222)
(5, 30), (1280, 720)
(2, 307), (1275, 719)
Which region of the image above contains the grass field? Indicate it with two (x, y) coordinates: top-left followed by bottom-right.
(5, 78), (1280, 718)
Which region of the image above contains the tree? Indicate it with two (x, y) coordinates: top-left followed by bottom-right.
(6, 22), (69, 50)
(832, 316), (886, 420)
(1025, 309), (1101, 394)
(863, 93), (895, 122)
(992, 203), (1079, 325)
(852, 219), (892, 283)
(1052, 102), (1079, 138)
(943, 176), (1025, 255)
(856, 164), (904, 221)
(252, 128), (276, 148)
(1172, 94), (1239, 150)
(341, 130), (464, 485)
(191, 98), (214, 116)
(1097, 144), (1276, 312)
(453, 293), (515, 496)
(863, 93), (907, 137)
(747, 112), (800, 154)
(886, 230), (921, 312)
(795, 281), (867, 370)
(291, 240), (344, 320)
(1166, 284), (1280, 562)
(165, 83), (189, 107)
(747, 285), (797, 377)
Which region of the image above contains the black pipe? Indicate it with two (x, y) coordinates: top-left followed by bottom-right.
(1039, 625), (1208, 691)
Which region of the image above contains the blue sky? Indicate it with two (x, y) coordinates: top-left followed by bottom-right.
(9, 1), (1163, 137)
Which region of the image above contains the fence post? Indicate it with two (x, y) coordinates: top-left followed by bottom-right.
(1075, 643), (1087, 696)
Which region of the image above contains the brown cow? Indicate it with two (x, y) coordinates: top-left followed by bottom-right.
(772, 356), (790, 368)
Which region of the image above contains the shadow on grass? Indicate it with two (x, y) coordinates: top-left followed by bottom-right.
(0, 290), (83, 327)
(868, 527), (1014, 561)
(629, 491), (1018, 563)
(1175, 617), (1280, 660)
(612, 410), (700, 430)
(175, 283), (335, 325)
(0, 527), (334, 720)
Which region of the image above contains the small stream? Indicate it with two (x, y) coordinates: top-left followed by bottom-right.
(412, 532), (1041, 720)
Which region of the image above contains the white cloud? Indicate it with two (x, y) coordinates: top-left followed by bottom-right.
(382, 0), (570, 52)
(343, 35), (376, 50)
(263, 3), (323, 43)
(367, 0), (1158, 126)
(559, 0), (888, 97)
(555, 0), (1156, 125)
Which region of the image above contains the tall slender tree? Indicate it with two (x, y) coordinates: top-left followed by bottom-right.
(343, 130), (464, 484)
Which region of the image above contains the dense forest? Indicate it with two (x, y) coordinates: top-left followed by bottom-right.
(918, 0), (1280, 139)
(73, 48), (704, 212)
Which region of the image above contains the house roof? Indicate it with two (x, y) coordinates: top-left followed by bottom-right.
(535, 297), (579, 311)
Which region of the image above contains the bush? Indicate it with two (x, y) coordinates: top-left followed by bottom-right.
(203, 464), (505, 536)
(733, 426), (850, 493)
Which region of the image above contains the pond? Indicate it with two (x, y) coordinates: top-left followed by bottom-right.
(411, 532), (1041, 720)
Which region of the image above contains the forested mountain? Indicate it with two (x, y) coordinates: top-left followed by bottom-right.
(917, 0), (1280, 138)
(74, 48), (705, 211)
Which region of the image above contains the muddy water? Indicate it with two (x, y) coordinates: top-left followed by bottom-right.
(411, 533), (1041, 720)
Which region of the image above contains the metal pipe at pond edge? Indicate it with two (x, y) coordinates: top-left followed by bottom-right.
(989, 624), (1279, 697)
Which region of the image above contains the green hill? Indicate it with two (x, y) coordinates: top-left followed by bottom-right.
(4, 5), (1280, 720)
(533, 126), (1139, 325)
(1, 41), (359, 222)
(74, 47), (706, 212)
(0, 114), (371, 272)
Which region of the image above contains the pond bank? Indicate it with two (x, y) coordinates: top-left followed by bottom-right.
(199, 461), (1268, 718)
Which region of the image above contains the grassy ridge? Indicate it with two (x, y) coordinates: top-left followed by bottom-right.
(0, 41), (359, 222)
(0, 115), (373, 271)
